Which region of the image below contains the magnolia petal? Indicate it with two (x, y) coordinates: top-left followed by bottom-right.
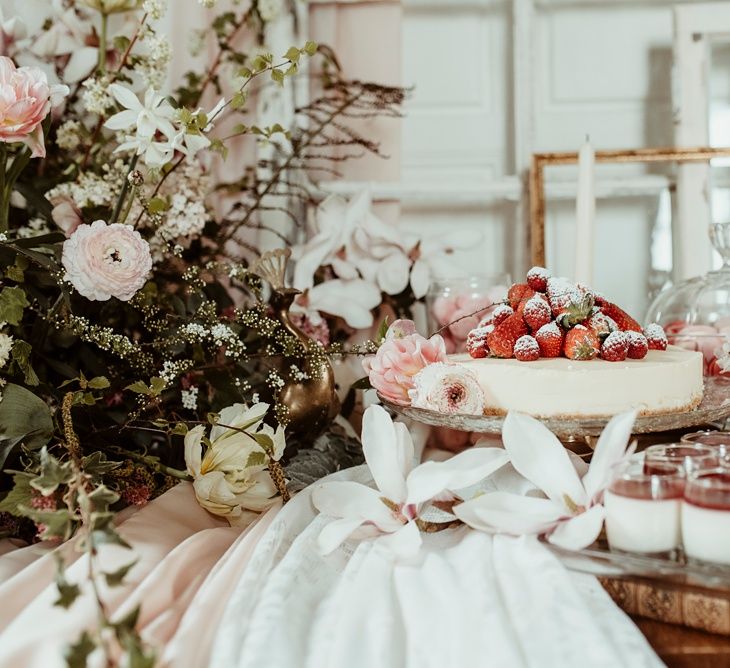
(183, 425), (205, 477)
(362, 405), (410, 502)
(409, 259), (430, 299)
(377, 252), (411, 296)
(311, 480), (400, 531)
(318, 517), (368, 555)
(307, 279), (381, 330)
(581, 410), (637, 503)
(547, 504), (606, 551)
(405, 448), (510, 506)
(375, 519), (422, 558)
(502, 412), (587, 509)
(453, 491), (563, 536)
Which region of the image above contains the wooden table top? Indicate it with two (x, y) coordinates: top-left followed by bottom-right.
(634, 617), (730, 668)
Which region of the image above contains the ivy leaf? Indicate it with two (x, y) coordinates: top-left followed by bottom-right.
(104, 559), (137, 587)
(87, 376), (110, 390)
(87, 486), (120, 512)
(0, 286), (28, 325)
(30, 447), (73, 496)
(11, 339), (39, 386)
(81, 452), (120, 478)
(54, 556), (81, 609)
(64, 631), (95, 668)
(19, 506), (74, 540)
(0, 471), (34, 515)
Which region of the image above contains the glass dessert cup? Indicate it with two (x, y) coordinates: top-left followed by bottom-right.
(643, 443), (719, 474)
(681, 430), (730, 467)
(682, 468), (730, 566)
(426, 274), (509, 353)
(604, 461), (685, 556)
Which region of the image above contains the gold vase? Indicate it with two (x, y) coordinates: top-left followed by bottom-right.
(270, 288), (341, 439)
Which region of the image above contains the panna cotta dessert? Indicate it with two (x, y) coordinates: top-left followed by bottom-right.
(682, 430), (730, 466)
(457, 267), (704, 419)
(644, 443), (719, 475)
(605, 462), (685, 554)
(452, 348), (703, 418)
(682, 469), (730, 565)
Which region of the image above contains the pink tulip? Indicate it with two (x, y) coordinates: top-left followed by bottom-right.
(0, 57), (68, 158)
(363, 331), (448, 404)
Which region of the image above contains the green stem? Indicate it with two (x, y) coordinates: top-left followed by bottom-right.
(109, 154), (138, 225)
(118, 185), (137, 225)
(98, 14), (108, 73)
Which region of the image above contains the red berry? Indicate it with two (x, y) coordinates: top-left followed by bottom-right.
(489, 303), (514, 327)
(526, 266), (551, 292)
(563, 325), (600, 361)
(466, 325), (492, 358)
(514, 335), (540, 361)
(599, 300), (642, 333)
(522, 295), (552, 331)
(486, 312), (528, 358)
(601, 331), (629, 362)
(626, 331), (649, 359)
(507, 283), (535, 310)
(586, 312), (617, 341)
(535, 322), (563, 358)
(546, 277), (594, 328)
(644, 323), (667, 350)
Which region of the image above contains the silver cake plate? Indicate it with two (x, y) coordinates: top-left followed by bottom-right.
(380, 376), (730, 441)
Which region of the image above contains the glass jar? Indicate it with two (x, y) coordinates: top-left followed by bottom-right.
(426, 274), (510, 353)
(645, 222), (730, 375)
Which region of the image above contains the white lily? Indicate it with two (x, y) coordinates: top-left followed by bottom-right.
(312, 405), (510, 557)
(454, 410), (637, 550)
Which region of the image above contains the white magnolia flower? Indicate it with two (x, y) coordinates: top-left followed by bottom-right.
(292, 278), (382, 330)
(184, 402), (285, 526)
(312, 404), (509, 557)
(454, 410), (637, 550)
(0, 7), (26, 56)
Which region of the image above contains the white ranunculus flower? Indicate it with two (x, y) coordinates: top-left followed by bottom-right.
(184, 403), (286, 526)
(408, 363), (485, 415)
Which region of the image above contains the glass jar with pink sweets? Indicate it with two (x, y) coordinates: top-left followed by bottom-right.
(426, 274), (510, 353)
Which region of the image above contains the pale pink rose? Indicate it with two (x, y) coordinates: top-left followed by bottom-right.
(50, 196), (83, 237)
(62, 220), (152, 301)
(0, 57), (68, 158)
(408, 363), (484, 415)
(363, 332), (448, 404)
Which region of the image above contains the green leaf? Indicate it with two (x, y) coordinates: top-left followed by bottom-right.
(285, 62), (298, 77)
(19, 506), (73, 540)
(11, 339), (39, 386)
(31, 447), (73, 496)
(230, 91), (246, 109)
(0, 286), (28, 325)
(303, 40), (318, 56)
(284, 46), (301, 63)
(147, 197), (169, 214)
(113, 35), (130, 52)
(54, 556), (81, 609)
(87, 376), (110, 390)
(237, 67), (252, 79)
(149, 376), (167, 396)
(0, 383), (54, 468)
(81, 452), (120, 478)
(0, 471), (34, 515)
(270, 69), (285, 86)
(88, 485), (120, 511)
(376, 316), (390, 343)
(251, 55), (268, 72)
(64, 631), (95, 668)
(125, 381), (150, 395)
(104, 559), (137, 587)
(113, 604), (141, 634)
(171, 423), (188, 436)
(245, 450), (267, 468)
(5, 255), (27, 282)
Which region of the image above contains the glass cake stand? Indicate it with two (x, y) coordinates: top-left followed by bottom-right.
(380, 376), (730, 442)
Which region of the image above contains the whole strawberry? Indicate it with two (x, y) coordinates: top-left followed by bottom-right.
(507, 283), (535, 311)
(546, 277), (594, 328)
(644, 323), (668, 351)
(486, 312), (528, 358)
(487, 303), (514, 327)
(535, 322), (563, 358)
(599, 300), (642, 332)
(467, 325), (492, 358)
(586, 311), (618, 341)
(601, 331), (629, 362)
(514, 335), (540, 361)
(626, 331), (649, 359)
(563, 325), (600, 360)
(522, 295), (552, 331)
(526, 266), (551, 292)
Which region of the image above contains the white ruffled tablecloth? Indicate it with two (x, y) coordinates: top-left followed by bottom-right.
(0, 465), (664, 667)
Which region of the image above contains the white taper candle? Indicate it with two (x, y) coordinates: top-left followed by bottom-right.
(574, 137), (596, 285)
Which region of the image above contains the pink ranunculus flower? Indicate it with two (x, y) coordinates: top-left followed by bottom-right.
(408, 363), (484, 415)
(62, 220), (152, 301)
(363, 322), (448, 405)
(0, 57), (68, 158)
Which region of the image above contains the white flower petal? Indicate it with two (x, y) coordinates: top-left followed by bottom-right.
(183, 424), (205, 477)
(307, 279), (381, 329)
(405, 447), (509, 505)
(502, 412), (587, 509)
(377, 252), (411, 296)
(453, 491), (563, 536)
(362, 405), (411, 502)
(581, 410), (637, 502)
(108, 83), (141, 111)
(104, 109), (139, 131)
(547, 504), (605, 551)
(409, 259), (430, 299)
(318, 517), (368, 555)
(375, 519), (422, 558)
(311, 480), (400, 530)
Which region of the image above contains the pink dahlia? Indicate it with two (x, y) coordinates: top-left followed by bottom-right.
(0, 57), (68, 158)
(363, 321), (447, 404)
(62, 220), (152, 301)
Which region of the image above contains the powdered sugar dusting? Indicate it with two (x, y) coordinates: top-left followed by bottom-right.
(644, 323), (667, 341)
(536, 321), (561, 338)
(514, 334), (539, 354)
(527, 266), (550, 280)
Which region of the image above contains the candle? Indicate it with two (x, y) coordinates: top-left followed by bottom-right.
(574, 137), (595, 285)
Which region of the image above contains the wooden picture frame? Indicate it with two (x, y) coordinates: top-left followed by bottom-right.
(528, 146), (730, 268)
